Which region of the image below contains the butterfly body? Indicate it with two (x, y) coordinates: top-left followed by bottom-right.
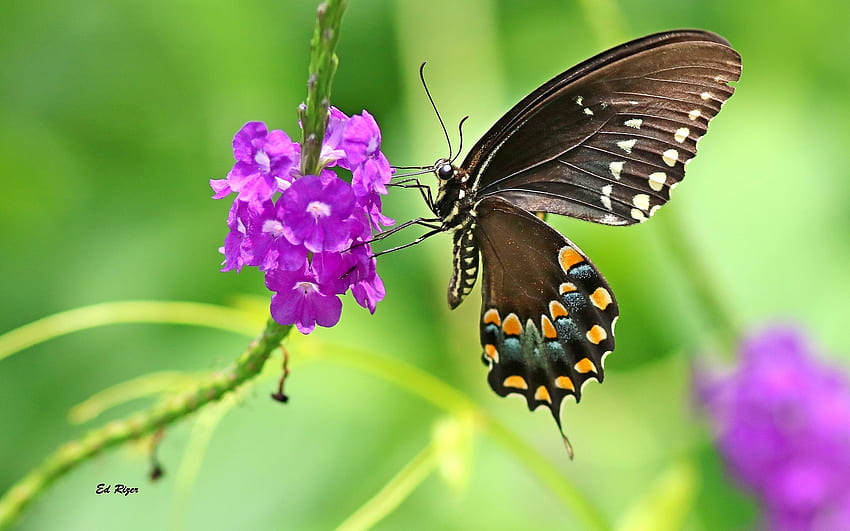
(420, 30), (741, 453)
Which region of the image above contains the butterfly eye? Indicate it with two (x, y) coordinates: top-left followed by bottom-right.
(437, 163), (454, 180)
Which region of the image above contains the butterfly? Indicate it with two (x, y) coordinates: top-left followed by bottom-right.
(388, 30), (741, 456)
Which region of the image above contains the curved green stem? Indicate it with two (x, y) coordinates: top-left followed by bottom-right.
(335, 442), (441, 531)
(657, 210), (741, 351)
(296, 336), (612, 531)
(0, 300), (260, 363)
(0, 318), (290, 528)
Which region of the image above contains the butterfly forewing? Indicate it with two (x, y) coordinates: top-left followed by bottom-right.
(474, 197), (618, 421)
(466, 31), (742, 226)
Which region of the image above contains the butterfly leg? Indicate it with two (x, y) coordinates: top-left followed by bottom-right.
(366, 216), (442, 243)
(371, 226), (444, 258)
(387, 178), (435, 211)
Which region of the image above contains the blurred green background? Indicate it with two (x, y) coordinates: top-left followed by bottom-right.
(1, 0), (848, 529)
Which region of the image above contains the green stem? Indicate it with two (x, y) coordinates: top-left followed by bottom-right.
(335, 443), (441, 531)
(296, 336), (612, 531)
(658, 211), (740, 352)
(300, 0), (348, 176)
(0, 300), (259, 363)
(0, 318), (290, 528)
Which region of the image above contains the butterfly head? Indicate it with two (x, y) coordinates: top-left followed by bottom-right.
(432, 159), (475, 227)
(433, 158), (456, 181)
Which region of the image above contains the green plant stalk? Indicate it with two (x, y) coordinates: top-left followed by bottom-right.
(298, 336), (612, 531)
(0, 318), (290, 528)
(657, 210), (740, 351)
(335, 443), (441, 531)
(0, 300), (260, 363)
(300, 0), (348, 176)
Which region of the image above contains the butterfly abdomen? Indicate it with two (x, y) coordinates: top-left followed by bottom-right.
(447, 224), (480, 308)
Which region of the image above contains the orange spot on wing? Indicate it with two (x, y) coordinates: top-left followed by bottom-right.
(586, 324), (607, 345)
(560, 282), (578, 294)
(482, 308), (501, 326)
(541, 315), (557, 339)
(534, 385), (552, 403)
(484, 344), (499, 363)
(590, 287), (613, 310)
(549, 301), (569, 320)
(555, 376), (575, 391)
(502, 313), (523, 336)
(503, 375), (528, 390)
(559, 247), (584, 272)
(575, 358), (597, 374)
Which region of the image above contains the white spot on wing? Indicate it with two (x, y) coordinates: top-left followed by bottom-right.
(609, 161), (624, 180)
(674, 127), (689, 143)
(600, 184), (613, 210)
(700, 91), (713, 101)
(633, 194), (650, 211)
(624, 118), (642, 129)
(574, 95), (583, 106)
(630, 208), (647, 222)
(601, 213), (624, 225)
(648, 172), (666, 192)
(688, 109), (701, 121)
(617, 139), (637, 154)
(662, 149), (678, 167)
(583, 107), (594, 116)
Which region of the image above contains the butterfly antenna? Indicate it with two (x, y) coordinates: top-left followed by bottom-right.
(552, 408), (574, 460)
(450, 116), (470, 165)
(419, 62), (453, 160)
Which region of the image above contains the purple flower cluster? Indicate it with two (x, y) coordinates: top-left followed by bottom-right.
(211, 109), (393, 334)
(698, 326), (850, 530)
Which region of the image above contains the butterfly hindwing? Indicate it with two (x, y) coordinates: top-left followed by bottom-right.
(465, 30), (742, 226)
(473, 196), (618, 423)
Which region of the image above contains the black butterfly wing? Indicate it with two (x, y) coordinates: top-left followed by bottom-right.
(473, 196), (618, 440)
(463, 30), (742, 226)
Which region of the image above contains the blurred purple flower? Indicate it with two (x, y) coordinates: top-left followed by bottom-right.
(698, 326), (850, 530)
(212, 109), (392, 333)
